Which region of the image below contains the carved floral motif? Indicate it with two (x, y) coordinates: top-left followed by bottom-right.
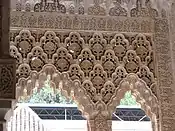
(15, 30), (35, 58)
(89, 33), (107, 60)
(65, 32), (84, 59)
(109, 0), (127, 16)
(123, 50), (141, 73)
(27, 46), (48, 72)
(132, 34), (151, 63)
(110, 34), (129, 62)
(130, 0), (158, 18)
(137, 66), (154, 87)
(90, 65), (107, 94)
(52, 47), (72, 73)
(34, 0), (66, 13)
(78, 49), (95, 77)
(88, 0), (106, 16)
(13, 0), (161, 19)
(102, 50), (119, 78)
(10, 45), (22, 67)
(68, 64), (84, 82)
(40, 31), (60, 59)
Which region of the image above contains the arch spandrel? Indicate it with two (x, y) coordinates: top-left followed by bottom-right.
(61, 69), (159, 131)
(62, 65), (158, 112)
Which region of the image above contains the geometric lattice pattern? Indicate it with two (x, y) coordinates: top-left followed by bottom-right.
(28, 104), (150, 121)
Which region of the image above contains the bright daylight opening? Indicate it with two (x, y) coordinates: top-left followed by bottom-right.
(7, 76), (153, 131)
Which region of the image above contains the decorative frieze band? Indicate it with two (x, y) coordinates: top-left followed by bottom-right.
(10, 12), (154, 33)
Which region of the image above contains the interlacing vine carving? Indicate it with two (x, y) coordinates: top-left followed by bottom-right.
(109, 0), (127, 16)
(13, 0), (161, 18)
(130, 0), (158, 18)
(11, 30), (158, 131)
(88, 0), (106, 16)
(34, 0), (66, 13)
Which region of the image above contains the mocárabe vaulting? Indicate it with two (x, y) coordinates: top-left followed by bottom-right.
(9, 0), (175, 131)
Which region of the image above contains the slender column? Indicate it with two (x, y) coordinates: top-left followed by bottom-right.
(0, 1), (16, 131)
(87, 119), (112, 131)
(0, 0), (16, 97)
(0, 0), (16, 98)
(0, 122), (6, 131)
(87, 111), (112, 131)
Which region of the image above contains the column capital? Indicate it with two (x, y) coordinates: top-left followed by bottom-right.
(0, 1), (16, 131)
(87, 112), (112, 131)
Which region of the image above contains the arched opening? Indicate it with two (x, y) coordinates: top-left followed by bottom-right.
(18, 75), (74, 105)
(112, 90), (153, 131)
(6, 65), (87, 131)
(109, 74), (159, 131)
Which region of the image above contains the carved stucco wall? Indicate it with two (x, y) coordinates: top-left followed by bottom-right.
(8, 0), (175, 131)
(168, 2), (175, 131)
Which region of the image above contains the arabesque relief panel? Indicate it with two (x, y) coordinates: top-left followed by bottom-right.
(9, 28), (159, 131)
(8, 0), (175, 131)
(154, 18), (175, 131)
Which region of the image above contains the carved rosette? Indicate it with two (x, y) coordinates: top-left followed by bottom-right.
(65, 32), (84, 59)
(10, 44), (22, 68)
(137, 66), (155, 87)
(90, 65), (107, 94)
(89, 33), (107, 60)
(68, 64), (84, 83)
(132, 34), (151, 62)
(110, 34), (129, 62)
(102, 50), (119, 78)
(14, 30), (35, 58)
(40, 31), (60, 59)
(78, 49), (95, 77)
(123, 50), (141, 73)
(52, 47), (72, 73)
(27, 46), (48, 72)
